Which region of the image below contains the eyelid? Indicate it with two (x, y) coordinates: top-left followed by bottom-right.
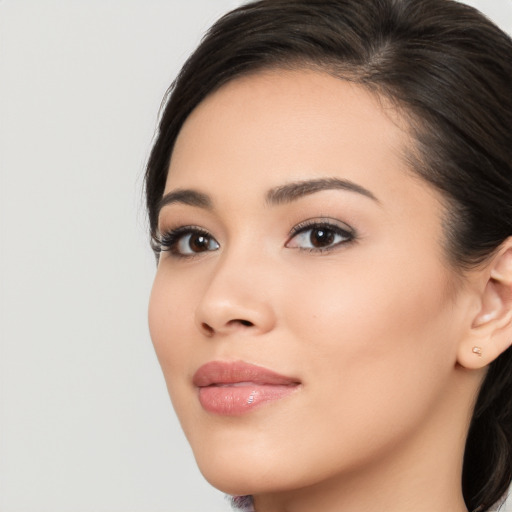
(288, 217), (355, 237)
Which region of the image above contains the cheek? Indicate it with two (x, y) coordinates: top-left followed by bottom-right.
(285, 245), (457, 360)
(281, 254), (458, 440)
(148, 268), (211, 448)
(148, 269), (196, 393)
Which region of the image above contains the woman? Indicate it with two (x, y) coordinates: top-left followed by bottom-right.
(145, 1), (512, 511)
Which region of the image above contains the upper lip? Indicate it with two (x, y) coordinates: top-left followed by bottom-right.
(193, 360), (300, 387)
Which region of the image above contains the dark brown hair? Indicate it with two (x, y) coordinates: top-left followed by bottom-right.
(144, 1), (512, 510)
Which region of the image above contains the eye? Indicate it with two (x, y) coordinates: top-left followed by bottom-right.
(158, 227), (220, 256)
(286, 220), (355, 251)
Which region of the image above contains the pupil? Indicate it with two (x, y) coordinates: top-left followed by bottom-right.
(311, 228), (334, 247)
(190, 234), (209, 252)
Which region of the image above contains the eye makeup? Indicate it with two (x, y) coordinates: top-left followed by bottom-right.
(157, 225), (219, 257)
(286, 218), (356, 253)
(156, 214), (357, 260)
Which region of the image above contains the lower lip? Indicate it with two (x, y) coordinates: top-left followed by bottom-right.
(198, 384), (298, 415)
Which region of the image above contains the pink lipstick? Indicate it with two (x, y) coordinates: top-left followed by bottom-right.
(193, 361), (300, 416)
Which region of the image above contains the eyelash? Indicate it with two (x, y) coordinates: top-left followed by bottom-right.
(157, 220), (356, 258)
(157, 225), (218, 257)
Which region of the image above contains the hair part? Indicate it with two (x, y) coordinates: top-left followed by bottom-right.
(145, 1), (512, 510)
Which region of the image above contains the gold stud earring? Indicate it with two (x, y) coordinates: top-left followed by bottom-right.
(472, 346), (483, 357)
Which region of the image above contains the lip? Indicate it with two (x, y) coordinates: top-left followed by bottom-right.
(193, 361), (301, 416)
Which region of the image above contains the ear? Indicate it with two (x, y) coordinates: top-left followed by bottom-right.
(457, 238), (512, 370)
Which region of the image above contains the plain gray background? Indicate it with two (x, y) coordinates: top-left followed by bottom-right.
(0, 1), (511, 511)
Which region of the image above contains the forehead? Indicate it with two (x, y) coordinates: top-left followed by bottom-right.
(166, 69), (415, 195)
(163, 68), (448, 239)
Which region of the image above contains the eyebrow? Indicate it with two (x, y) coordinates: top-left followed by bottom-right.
(157, 189), (213, 215)
(265, 177), (379, 205)
(157, 177), (379, 217)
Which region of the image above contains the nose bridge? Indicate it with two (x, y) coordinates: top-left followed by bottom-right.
(195, 241), (276, 336)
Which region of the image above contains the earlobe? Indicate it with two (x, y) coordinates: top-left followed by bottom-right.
(457, 241), (512, 370)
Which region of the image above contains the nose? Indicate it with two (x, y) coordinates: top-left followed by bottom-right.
(194, 253), (277, 337)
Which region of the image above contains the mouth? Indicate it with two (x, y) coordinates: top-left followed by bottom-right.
(192, 360), (301, 416)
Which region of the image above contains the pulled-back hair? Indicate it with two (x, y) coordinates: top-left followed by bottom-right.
(144, 1), (512, 510)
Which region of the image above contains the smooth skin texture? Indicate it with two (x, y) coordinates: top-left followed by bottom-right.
(149, 69), (512, 512)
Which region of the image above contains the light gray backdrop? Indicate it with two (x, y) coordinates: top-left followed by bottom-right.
(1, 1), (511, 511)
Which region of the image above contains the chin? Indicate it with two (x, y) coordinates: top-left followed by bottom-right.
(189, 438), (303, 496)
(198, 463), (297, 497)
(200, 468), (262, 496)
(190, 442), (277, 495)
(191, 434), (347, 498)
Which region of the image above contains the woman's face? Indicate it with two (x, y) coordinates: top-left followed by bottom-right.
(149, 70), (475, 496)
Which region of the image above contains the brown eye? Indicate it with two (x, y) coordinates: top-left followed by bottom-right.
(188, 233), (213, 252)
(177, 232), (220, 255)
(309, 228), (335, 248)
(286, 221), (354, 251)
(158, 227), (220, 256)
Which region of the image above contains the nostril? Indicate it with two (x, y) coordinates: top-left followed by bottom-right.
(200, 319), (256, 335)
(225, 319), (254, 327)
(236, 319), (254, 327)
(201, 322), (215, 336)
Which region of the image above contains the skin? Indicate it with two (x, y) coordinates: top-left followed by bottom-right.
(148, 69), (493, 512)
